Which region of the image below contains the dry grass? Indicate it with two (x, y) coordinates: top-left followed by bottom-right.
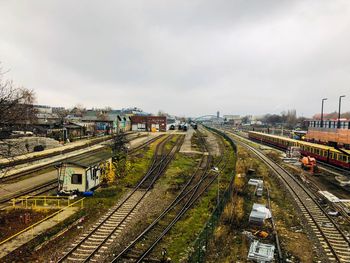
(205, 144), (316, 263)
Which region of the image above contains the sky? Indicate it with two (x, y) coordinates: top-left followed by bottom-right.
(0, 1), (350, 117)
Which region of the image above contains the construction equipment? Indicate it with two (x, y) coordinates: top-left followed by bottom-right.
(300, 156), (318, 173)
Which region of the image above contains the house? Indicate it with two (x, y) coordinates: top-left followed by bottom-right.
(223, 115), (242, 126)
(34, 105), (60, 126)
(81, 109), (131, 135)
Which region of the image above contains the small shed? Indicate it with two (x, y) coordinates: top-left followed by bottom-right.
(58, 151), (112, 194)
(248, 240), (275, 262)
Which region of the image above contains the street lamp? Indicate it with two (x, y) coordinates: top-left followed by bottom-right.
(338, 95), (346, 128)
(321, 98), (327, 128)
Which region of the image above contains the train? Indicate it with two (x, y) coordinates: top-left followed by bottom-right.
(248, 131), (350, 170)
(190, 122), (198, 130)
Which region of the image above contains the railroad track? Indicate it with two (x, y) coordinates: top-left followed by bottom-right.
(111, 127), (234, 262)
(57, 135), (184, 263)
(0, 135), (164, 210)
(0, 135), (115, 170)
(111, 131), (212, 262)
(128, 134), (164, 155)
(0, 180), (57, 209)
(222, 129), (350, 263)
(231, 128), (350, 175)
(0, 133), (155, 183)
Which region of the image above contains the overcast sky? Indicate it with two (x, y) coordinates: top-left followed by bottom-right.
(0, 1), (350, 117)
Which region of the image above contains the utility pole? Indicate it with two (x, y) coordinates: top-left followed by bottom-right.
(338, 95), (346, 128)
(321, 98), (327, 128)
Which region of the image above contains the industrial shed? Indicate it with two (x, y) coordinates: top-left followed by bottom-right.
(58, 151), (112, 194)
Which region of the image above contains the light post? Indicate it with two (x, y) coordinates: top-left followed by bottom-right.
(321, 98), (327, 128)
(338, 95), (346, 128)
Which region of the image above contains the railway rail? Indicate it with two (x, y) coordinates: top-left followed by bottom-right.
(0, 180), (57, 210)
(0, 133), (157, 183)
(0, 134), (164, 209)
(57, 135), (184, 263)
(228, 128), (350, 224)
(112, 127), (232, 262)
(221, 129), (350, 263)
(0, 135), (116, 169)
(235, 128), (350, 174)
(111, 130), (213, 262)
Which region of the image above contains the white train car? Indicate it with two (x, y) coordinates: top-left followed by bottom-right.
(58, 151), (112, 195)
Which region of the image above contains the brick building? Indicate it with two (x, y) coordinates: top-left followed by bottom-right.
(130, 116), (167, 132)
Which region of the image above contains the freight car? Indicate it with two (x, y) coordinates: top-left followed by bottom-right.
(248, 131), (350, 170)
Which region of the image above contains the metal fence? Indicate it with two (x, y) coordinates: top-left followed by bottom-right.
(188, 126), (237, 262)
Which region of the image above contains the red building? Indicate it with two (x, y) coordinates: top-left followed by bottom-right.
(130, 116), (167, 132)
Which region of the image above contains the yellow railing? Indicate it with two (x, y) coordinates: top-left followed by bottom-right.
(0, 197), (85, 246)
(11, 195), (71, 209)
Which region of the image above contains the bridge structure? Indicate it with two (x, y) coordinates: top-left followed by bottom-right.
(194, 115), (225, 123)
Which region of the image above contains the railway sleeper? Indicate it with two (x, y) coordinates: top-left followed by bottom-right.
(326, 234), (347, 240)
(88, 236), (106, 242)
(85, 239), (102, 244)
(81, 244), (96, 249)
(103, 222), (121, 227)
(72, 251), (91, 257)
(67, 256), (85, 262)
(98, 228), (114, 233)
(336, 249), (350, 255)
(76, 247), (94, 253)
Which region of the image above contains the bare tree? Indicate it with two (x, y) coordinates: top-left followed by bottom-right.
(70, 104), (86, 117)
(0, 65), (36, 161)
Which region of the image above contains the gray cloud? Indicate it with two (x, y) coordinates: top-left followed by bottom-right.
(0, 0), (349, 117)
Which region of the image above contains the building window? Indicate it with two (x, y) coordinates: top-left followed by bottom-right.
(71, 174), (82, 184)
